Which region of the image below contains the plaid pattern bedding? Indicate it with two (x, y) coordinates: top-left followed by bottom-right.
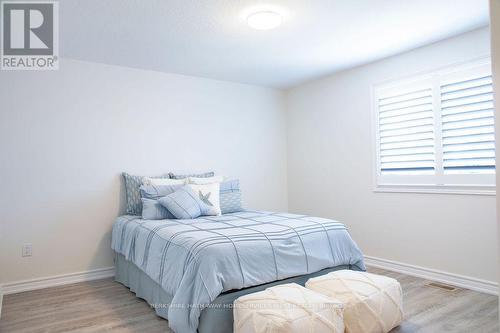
(112, 210), (365, 333)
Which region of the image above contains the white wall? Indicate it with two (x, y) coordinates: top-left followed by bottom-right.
(286, 27), (498, 282)
(0, 59), (288, 284)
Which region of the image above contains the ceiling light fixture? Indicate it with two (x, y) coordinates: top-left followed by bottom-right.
(247, 11), (282, 30)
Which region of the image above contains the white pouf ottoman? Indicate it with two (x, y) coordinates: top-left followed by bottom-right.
(306, 270), (403, 333)
(234, 283), (344, 333)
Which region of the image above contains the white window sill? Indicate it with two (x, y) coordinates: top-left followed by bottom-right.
(374, 185), (496, 196)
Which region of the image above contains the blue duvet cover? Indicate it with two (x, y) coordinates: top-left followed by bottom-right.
(111, 211), (365, 333)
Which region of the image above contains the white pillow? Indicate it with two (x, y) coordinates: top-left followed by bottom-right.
(188, 175), (225, 185)
(188, 183), (221, 215)
(142, 177), (186, 186)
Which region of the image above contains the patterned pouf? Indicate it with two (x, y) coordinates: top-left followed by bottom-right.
(234, 283), (344, 333)
(306, 270), (403, 333)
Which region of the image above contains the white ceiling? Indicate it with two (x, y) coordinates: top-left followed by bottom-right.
(61, 0), (489, 89)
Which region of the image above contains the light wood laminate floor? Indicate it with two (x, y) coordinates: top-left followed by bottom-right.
(0, 267), (498, 333)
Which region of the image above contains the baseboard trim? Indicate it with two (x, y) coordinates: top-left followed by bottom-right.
(364, 255), (498, 295)
(2, 258), (497, 296)
(1, 267), (115, 295)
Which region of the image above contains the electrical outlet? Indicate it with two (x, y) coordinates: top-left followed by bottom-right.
(22, 244), (32, 257)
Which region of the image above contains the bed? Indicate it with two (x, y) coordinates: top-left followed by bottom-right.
(111, 210), (365, 333)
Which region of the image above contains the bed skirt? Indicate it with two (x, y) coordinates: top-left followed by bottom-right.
(114, 252), (361, 333)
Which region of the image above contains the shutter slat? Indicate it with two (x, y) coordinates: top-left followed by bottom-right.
(379, 112), (433, 125)
(444, 157), (495, 167)
(442, 125), (494, 138)
(442, 141), (495, 152)
(441, 92), (493, 109)
(380, 167), (435, 175)
(379, 117), (433, 131)
(441, 101), (493, 116)
(380, 139), (434, 150)
(442, 133), (495, 145)
(381, 153), (435, 163)
(441, 84), (492, 101)
(442, 109), (494, 122)
(444, 149), (495, 159)
(441, 101), (494, 115)
(440, 74), (495, 174)
(381, 160), (435, 169)
(380, 105), (433, 118)
(380, 124), (434, 138)
(380, 132), (434, 144)
(379, 95), (432, 112)
(379, 100), (432, 113)
(444, 165), (495, 174)
(441, 75), (492, 93)
(379, 89), (432, 105)
(442, 117), (495, 130)
(380, 146), (434, 157)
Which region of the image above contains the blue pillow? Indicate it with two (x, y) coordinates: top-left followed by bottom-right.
(141, 198), (175, 220)
(169, 171), (214, 179)
(159, 186), (216, 219)
(123, 172), (169, 215)
(139, 184), (183, 220)
(220, 179), (243, 214)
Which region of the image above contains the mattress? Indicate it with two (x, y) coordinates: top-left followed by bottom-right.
(111, 210), (365, 333)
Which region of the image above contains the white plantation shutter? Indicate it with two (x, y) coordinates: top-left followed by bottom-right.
(378, 87), (435, 174)
(440, 73), (495, 174)
(374, 59), (495, 193)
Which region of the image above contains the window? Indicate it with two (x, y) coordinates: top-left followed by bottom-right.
(373, 59), (495, 194)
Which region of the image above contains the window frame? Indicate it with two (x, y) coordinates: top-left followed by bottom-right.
(371, 57), (495, 195)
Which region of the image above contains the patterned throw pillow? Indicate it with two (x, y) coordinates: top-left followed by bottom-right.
(220, 179), (243, 214)
(140, 184), (182, 220)
(123, 172), (169, 215)
(188, 182), (221, 215)
(169, 171), (214, 179)
(159, 186), (217, 219)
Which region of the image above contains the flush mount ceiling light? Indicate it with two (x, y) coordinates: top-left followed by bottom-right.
(247, 11), (282, 30)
